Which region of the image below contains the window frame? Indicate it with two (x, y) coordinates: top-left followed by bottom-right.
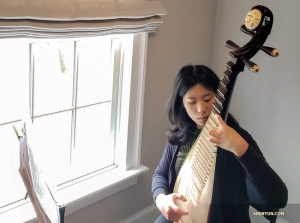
(0, 32), (149, 223)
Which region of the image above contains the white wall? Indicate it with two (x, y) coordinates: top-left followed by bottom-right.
(211, 1), (300, 222)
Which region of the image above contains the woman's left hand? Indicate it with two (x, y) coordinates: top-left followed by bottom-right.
(208, 114), (249, 157)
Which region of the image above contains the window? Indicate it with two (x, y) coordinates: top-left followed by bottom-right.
(0, 33), (148, 222)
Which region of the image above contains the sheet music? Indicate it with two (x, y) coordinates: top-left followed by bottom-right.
(17, 121), (63, 223)
(27, 142), (60, 223)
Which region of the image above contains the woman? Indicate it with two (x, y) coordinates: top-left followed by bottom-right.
(152, 65), (288, 223)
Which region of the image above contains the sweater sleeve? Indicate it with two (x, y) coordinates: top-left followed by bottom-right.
(233, 123), (288, 209)
(152, 142), (175, 202)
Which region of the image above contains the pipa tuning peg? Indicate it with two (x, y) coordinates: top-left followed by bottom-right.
(225, 40), (240, 50)
(242, 57), (259, 73)
(258, 45), (279, 57)
(240, 25), (255, 37)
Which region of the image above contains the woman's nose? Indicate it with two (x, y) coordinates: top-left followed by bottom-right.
(196, 101), (206, 114)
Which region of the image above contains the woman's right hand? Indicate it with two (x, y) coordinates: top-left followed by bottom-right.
(155, 193), (189, 222)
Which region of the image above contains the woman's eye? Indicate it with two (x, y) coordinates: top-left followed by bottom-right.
(204, 98), (212, 102)
(188, 101), (196, 104)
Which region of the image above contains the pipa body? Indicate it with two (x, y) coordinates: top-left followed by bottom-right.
(173, 112), (219, 223)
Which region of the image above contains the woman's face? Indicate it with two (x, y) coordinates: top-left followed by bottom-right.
(182, 84), (216, 129)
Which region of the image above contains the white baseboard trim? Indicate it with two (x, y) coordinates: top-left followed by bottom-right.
(249, 206), (290, 223)
(276, 217), (290, 223)
(120, 204), (159, 223)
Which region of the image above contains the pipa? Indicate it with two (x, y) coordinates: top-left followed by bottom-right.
(173, 5), (279, 223)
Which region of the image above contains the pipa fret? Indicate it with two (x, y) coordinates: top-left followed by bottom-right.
(216, 94), (225, 105)
(192, 162), (204, 187)
(218, 83), (227, 95)
(190, 169), (202, 205)
(191, 176), (198, 206)
(226, 61), (235, 71)
(200, 139), (213, 159)
(207, 113), (218, 127)
(223, 69), (232, 79)
(215, 97), (223, 109)
(221, 78), (230, 88)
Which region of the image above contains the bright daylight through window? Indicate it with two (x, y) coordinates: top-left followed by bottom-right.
(0, 33), (144, 216)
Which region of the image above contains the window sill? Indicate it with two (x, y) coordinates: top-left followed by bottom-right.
(0, 165), (149, 223)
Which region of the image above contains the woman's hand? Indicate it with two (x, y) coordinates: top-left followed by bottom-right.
(208, 114), (249, 157)
(155, 193), (189, 222)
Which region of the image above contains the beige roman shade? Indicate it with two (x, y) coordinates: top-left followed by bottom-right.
(0, 0), (166, 38)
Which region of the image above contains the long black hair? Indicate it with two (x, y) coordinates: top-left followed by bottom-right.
(166, 65), (220, 145)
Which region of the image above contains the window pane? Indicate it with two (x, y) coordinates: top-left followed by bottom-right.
(0, 42), (29, 123)
(32, 111), (72, 184)
(72, 103), (114, 177)
(77, 38), (113, 107)
(33, 42), (74, 116)
(0, 122), (26, 207)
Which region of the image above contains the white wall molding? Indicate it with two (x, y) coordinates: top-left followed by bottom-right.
(276, 217), (290, 223)
(120, 204), (160, 223)
(249, 206), (290, 223)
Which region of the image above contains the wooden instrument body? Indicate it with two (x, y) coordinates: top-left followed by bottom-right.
(173, 112), (218, 223)
(173, 5), (277, 223)
(173, 60), (244, 223)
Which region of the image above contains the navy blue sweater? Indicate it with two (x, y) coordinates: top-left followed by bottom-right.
(152, 116), (288, 223)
